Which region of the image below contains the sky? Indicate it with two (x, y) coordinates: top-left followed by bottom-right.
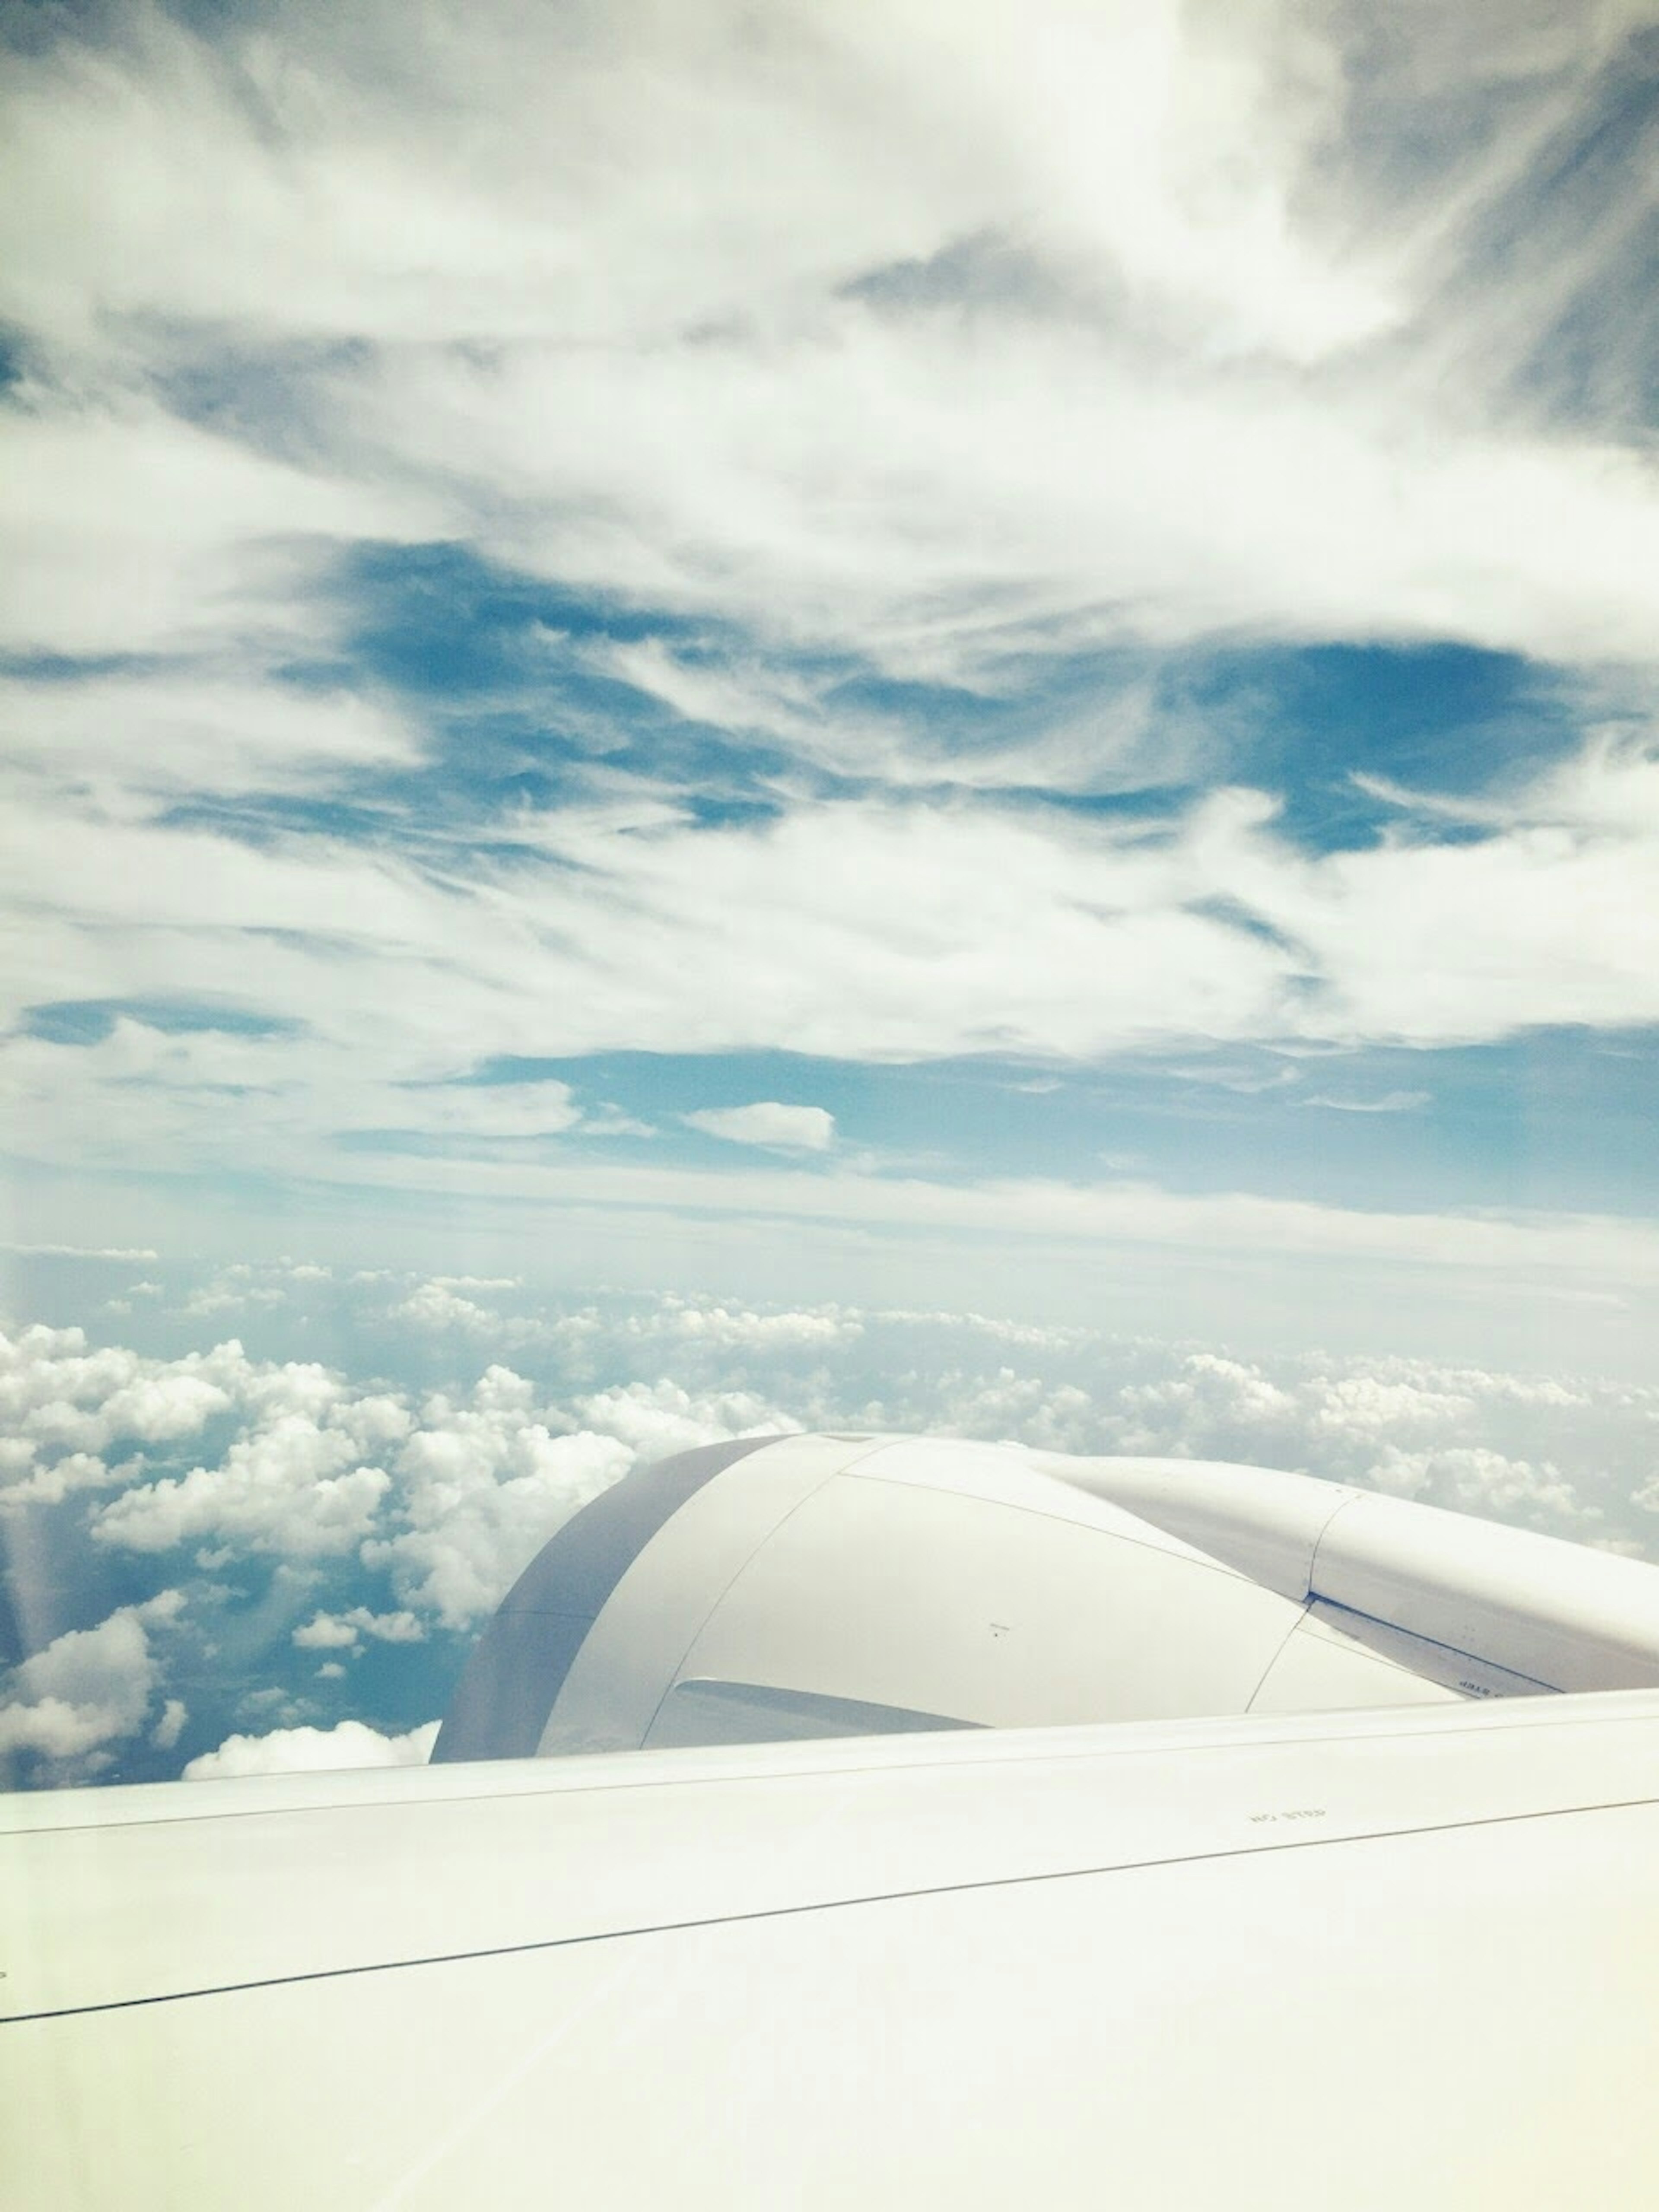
(3, 2), (1659, 1783)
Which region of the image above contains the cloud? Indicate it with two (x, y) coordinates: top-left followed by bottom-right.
(95, 1451), (394, 1557)
(1086, 1346), (1599, 1535)
(93, 1429), (391, 1558)
(573, 1379), (795, 1465)
(1364, 1443), (1584, 1522)
(0, 1309), (798, 1654)
(0, 394), (435, 661)
(22, 0), (1621, 670)
(0, 1243), (161, 1261)
(292, 1606), (424, 1650)
(648, 1297), (862, 1350)
(183, 1718), (439, 1780)
(0, 0), (1656, 1262)
(2, 3), (1653, 701)
(0, 1325), (247, 1499)
(369, 283), (1659, 676)
(291, 1612), (359, 1650)
(86, 1356), (410, 1558)
(1304, 1091), (1431, 1114)
(361, 1365), (796, 1628)
(683, 1102), (837, 1152)
(360, 1367), (630, 1627)
(0, 670), (420, 803)
(386, 1081), (585, 1143)
(151, 1698), (188, 1751)
(391, 1281), (497, 1333)
(388, 1278), (569, 1349)
(9, 744), (1659, 1215)
(0, 1590), (184, 1772)
(0, 1449), (116, 1508)
(252, 1145), (1659, 1291)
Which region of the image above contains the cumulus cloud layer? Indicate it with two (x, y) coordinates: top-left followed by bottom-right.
(7, 1271), (1659, 1789)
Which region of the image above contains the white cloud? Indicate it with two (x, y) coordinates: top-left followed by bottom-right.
(291, 1612), (359, 1650)
(1368, 1444), (1586, 1524)
(0, 0), (1654, 1289)
(183, 1718), (439, 1780)
(573, 1379), (795, 1466)
(683, 1102), (837, 1152)
(0, 1590), (184, 1769)
(0, 1243), (160, 1261)
(88, 0), (1628, 670)
(391, 1281), (496, 1333)
(361, 1368), (632, 1627)
(11, 747), (1659, 1205)
(1305, 1091), (1431, 1115)
(0, 670), (419, 803)
(292, 1606), (425, 1650)
(0, 2), (1652, 697)
(388, 1279), (565, 1350)
(387, 1083), (584, 1142)
(99, 1370), (234, 1442)
(92, 1414), (392, 1558)
(0, 1313), (797, 1648)
(151, 1697), (188, 1751)
(1241, 769), (1659, 1044)
(245, 1145), (1659, 1295)
(649, 1297), (862, 1350)
(11, 1340), (404, 1559)
(0, 1325), (246, 1495)
(0, 1449), (116, 1508)
(376, 292), (1659, 677)
(359, 1365), (796, 1628)
(0, 396), (435, 661)
(1087, 1347), (1604, 1535)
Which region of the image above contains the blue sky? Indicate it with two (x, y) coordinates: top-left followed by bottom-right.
(3, 3), (1659, 1778)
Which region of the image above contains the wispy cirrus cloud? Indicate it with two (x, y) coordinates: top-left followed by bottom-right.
(1305, 1090), (1430, 1114)
(3, 1), (1656, 678)
(1, 0), (1656, 1362)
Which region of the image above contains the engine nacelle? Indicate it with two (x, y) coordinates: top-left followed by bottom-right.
(434, 1433), (1659, 1762)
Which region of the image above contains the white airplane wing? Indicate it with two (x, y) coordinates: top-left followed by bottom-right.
(6, 1433), (1659, 2207)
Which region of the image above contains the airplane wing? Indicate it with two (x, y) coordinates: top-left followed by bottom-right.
(6, 1434), (1659, 2208)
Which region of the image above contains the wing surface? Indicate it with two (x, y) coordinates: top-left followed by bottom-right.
(7, 1689), (1659, 2209)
